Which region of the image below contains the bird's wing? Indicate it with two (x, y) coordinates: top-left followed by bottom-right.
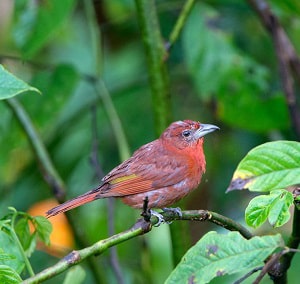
(100, 142), (189, 197)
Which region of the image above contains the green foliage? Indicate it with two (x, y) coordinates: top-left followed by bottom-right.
(14, 0), (77, 58)
(182, 3), (289, 132)
(228, 141), (300, 192)
(166, 232), (283, 284)
(0, 265), (22, 284)
(32, 216), (52, 246)
(0, 208), (52, 279)
(0, 65), (40, 99)
(245, 189), (294, 228)
(1, 0), (300, 283)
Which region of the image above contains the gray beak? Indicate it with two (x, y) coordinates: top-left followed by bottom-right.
(194, 123), (219, 139)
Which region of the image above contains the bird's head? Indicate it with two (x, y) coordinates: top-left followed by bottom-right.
(161, 120), (219, 150)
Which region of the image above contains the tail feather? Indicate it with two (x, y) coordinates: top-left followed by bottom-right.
(46, 189), (100, 218)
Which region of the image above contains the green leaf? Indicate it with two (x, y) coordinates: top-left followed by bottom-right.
(0, 65), (40, 100)
(166, 232), (283, 284)
(217, 90), (289, 132)
(245, 189), (293, 228)
(0, 220), (11, 231)
(32, 216), (52, 246)
(183, 4), (233, 99)
(227, 141), (300, 192)
(0, 265), (22, 284)
(0, 249), (15, 261)
(0, 232), (24, 274)
(15, 218), (30, 251)
(14, 0), (76, 58)
(268, 190), (293, 227)
(63, 266), (86, 284)
(15, 218), (37, 258)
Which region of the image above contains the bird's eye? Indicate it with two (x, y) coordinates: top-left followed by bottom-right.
(182, 130), (191, 138)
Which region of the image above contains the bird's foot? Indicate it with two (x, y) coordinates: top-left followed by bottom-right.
(162, 207), (183, 218)
(150, 210), (165, 227)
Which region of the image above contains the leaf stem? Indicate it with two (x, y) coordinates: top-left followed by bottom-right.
(9, 209), (35, 277)
(167, 0), (196, 50)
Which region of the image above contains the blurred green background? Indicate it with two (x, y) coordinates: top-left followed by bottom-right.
(0, 0), (300, 283)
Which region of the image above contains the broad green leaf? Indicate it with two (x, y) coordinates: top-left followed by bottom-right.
(245, 189), (293, 228)
(14, 0), (76, 58)
(32, 216), (52, 246)
(0, 65), (40, 99)
(227, 141), (300, 192)
(0, 265), (22, 284)
(63, 265), (86, 284)
(0, 232), (24, 273)
(166, 232), (283, 284)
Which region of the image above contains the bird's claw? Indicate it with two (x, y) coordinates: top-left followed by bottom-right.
(150, 210), (165, 227)
(162, 207), (183, 218)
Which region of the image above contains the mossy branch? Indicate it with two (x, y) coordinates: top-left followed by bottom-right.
(22, 210), (252, 283)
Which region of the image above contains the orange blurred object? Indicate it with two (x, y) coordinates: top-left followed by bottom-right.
(28, 199), (74, 257)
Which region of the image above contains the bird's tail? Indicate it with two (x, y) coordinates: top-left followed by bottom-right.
(46, 188), (100, 218)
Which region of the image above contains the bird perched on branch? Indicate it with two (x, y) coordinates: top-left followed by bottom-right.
(46, 120), (219, 222)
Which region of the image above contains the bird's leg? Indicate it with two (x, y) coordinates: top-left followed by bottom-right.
(141, 196), (166, 226)
(150, 210), (165, 227)
(162, 207), (183, 218)
(141, 196), (151, 222)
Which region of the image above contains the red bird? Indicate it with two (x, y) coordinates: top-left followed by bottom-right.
(46, 120), (218, 219)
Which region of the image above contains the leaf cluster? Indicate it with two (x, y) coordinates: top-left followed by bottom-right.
(0, 208), (52, 283)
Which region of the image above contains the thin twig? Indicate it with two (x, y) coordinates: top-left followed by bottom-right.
(5, 98), (66, 201)
(93, 80), (131, 161)
(154, 209), (253, 239)
(167, 0), (196, 50)
(253, 249), (290, 284)
(233, 266), (263, 284)
(89, 105), (124, 284)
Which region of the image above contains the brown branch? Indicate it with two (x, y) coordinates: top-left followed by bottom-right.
(247, 0), (300, 139)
